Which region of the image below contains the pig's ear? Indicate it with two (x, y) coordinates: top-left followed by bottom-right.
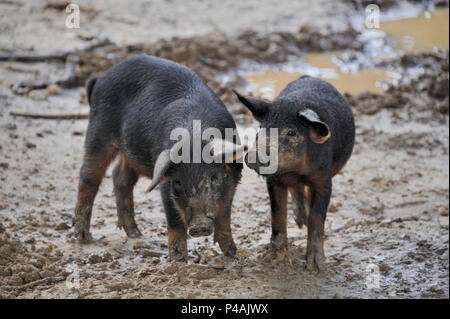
(207, 139), (248, 162)
(297, 109), (331, 144)
(146, 149), (172, 193)
(232, 89), (270, 121)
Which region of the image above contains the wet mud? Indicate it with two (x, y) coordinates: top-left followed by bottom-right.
(0, 0), (448, 298)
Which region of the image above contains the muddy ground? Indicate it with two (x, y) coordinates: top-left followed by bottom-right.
(0, 0), (449, 299)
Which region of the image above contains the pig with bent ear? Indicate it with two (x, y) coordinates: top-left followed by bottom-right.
(73, 55), (244, 261)
(233, 75), (355, 271)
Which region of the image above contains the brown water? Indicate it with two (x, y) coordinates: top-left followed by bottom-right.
(244, 62), (393, 97)
(245, 65), (392, 97)
(244, 8), (449, 98)
(380, 8), (449, 53)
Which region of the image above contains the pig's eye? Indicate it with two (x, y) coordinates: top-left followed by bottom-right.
(173, 180), (182, 192)
(287, 130), (296, 136)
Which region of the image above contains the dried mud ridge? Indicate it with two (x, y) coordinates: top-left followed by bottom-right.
(2, 23), (448, 123)
(1, 24), (361, 112)
(347, 50), (449, 122)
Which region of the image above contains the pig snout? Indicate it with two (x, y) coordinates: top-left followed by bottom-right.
(244, 146), (277, 175)
(188, 214), (214, 237)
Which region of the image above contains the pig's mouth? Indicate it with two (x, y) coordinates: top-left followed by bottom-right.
(188, 216), (214, 237)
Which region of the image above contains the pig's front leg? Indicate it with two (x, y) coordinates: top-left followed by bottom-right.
(290, 185), (310, 229)
(160, 183), (188, 262)
(306, 179), (332, 272)
(214, 205), (237, 257)
(167, 226), (188, 262)
(267, 179), (288, 260)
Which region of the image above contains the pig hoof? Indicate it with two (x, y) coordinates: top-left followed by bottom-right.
(275, 250), (286, 261)
(217, 237), (237, 257)
(170, 251), (187, 262)
(270, 235), (287, 254)
(74, 228), (92, 243)
(294, 216), (308, 229)
(223, 245), (237, 257)
(124, 224), (142, 238)
(169, 244), (188, 262)
(306, 251), (326, 272)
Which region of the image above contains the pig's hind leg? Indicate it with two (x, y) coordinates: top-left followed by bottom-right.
(112, 158), (142, 238)
(290, 185), (310, 229)
(74, 143), (117, 243)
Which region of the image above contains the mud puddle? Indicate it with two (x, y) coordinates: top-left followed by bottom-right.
(380, 8), (449, 53)
(244, 66), (394, 97)
(239, 8), (449, 98)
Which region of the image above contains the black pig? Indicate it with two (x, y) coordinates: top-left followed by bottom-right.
(234, 75), (355, 271)
(74, 55), (244, 261)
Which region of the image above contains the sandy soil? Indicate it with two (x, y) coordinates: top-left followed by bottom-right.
(0, 0), (448, 299)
